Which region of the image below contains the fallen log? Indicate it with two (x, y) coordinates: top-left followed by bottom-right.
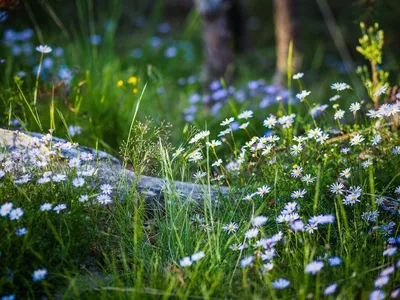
(0, 128), (230, 205)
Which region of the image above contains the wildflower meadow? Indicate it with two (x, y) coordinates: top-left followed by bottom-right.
(0, 1), (400, 299)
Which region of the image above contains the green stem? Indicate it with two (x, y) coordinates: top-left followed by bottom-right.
(287, 40), (293, 115)
(334, 198), (343, 245)
(33, 53), (44, 106)
(313, 164), (321, 214)
(315, 274), (321, 299)
(371, 61), (379, 109)
(336, 195), (350, 237)
(368, 165), (376, 209)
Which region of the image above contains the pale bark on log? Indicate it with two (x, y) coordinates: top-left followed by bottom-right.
(0, 128), (229, 205)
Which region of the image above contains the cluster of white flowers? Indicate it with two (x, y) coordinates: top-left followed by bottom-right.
(179, 251), (205, 267)
(189, 130), (210, 144)
(1, 202), (23, 220)
(306, 127), (329, 144)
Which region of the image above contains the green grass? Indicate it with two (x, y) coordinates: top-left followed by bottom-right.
(1, 7), (400, 300)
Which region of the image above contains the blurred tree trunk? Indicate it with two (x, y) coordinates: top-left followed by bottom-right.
(273, 0), (300, 86)
(195, 0), (233, 82)
(196, 0), (299, 85)
(196, 0), (247, 83)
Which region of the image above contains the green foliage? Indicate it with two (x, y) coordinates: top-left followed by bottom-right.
(356, 22), (390, 108)
(120, 118), (172, 176)
(356, 22), (384, 66)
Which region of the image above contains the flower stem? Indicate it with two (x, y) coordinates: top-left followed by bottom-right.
(33, 53), (44, 106)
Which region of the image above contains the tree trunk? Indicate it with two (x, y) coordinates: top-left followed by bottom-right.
(196, 0), (234, 82)
(273, 0), (300, 86)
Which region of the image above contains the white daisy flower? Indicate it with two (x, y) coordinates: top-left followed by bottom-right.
(293, 72), (304, 80)
(331, 82), (350, 91)
(238, 110), (253, 120)
(9, 208), (24, 220)
(36, 45), (52, 53)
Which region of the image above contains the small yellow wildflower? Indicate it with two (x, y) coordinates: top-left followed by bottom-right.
(133, 88), (138, 94)
(128, 76), (138, 85)
(117, 80), (124, 87)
